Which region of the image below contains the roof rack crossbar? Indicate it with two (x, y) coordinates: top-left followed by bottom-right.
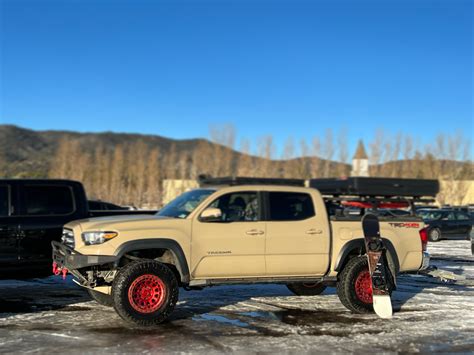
(198, 175), (305, 187)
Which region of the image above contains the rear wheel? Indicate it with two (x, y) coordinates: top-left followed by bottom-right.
(112, 260), (179, 326)
(337, 256), (393, 314)
(87, 288), (113, 307)
(428, 228), (441, 242)
(287, 282), (327, 296)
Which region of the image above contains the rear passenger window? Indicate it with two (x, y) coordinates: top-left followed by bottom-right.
(0, 186), (9, 217)
(456, 213), (470, 221)
(268, 192), (315, 221)
(24, 185), (74, 215)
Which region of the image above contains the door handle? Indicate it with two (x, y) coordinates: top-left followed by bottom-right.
(306, 229), (323, 235)
(246, 229), (264, 236)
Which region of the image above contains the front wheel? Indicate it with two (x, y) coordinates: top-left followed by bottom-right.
(287, 282), (327, 296)
(428, 228), (441, 242)
(112, 260), (179, 326)
(337, 256), (393, 314)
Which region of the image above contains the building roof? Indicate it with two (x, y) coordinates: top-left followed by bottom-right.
(353, 140), (368, 159)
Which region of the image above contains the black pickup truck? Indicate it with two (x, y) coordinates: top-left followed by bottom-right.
(0, 179), (156, 278)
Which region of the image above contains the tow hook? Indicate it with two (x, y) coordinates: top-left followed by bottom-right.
(52, 262), (69, 280)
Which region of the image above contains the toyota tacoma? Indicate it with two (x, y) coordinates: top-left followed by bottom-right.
(52, 177), (436, 326)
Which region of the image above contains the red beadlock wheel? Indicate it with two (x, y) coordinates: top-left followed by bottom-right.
(354, 269), (373, 304)
(113, 261), (179, 326)
(128, 274), (167, 313)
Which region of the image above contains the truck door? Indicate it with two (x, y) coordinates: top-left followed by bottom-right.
(191, 191), (266, 278)
(18, 184), (76, 265)
(0, 184), (19, 266)
(264, 191), (330, 276)
(440, 211), (458, 235)
(455, 212), (472, 236)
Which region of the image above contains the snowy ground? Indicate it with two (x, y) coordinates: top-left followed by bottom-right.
(0, 240), (473, 353)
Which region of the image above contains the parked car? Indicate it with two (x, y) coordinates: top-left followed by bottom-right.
(0, 179), (157, 278)
(420, 209), (472, 242)
(373, 209), (411, 218)
(52, 177), (432, 326)
(470, 228), (474, 255)
(415, 205), (438, 212)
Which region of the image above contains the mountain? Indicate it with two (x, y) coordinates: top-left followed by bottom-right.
(1, 125), (472, 180)
(0, 125), (349, 178)
(0, 125), (208, 176)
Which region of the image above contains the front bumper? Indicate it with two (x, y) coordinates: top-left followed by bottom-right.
(52, 241), (117, 271)
(420, 251), (430, 270)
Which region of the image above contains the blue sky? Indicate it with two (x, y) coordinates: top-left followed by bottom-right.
(1, 0), (472, 156)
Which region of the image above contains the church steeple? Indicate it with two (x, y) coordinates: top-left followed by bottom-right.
(353, 140), (368, 160)
(351, 140), (369, 176)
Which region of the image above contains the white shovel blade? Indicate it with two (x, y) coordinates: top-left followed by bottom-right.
(373, 295), (393, 319)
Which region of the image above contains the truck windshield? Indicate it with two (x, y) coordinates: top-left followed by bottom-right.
(157, 189), (215, 219)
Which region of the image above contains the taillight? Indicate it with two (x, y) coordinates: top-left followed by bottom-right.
(419, 227), (428, 251)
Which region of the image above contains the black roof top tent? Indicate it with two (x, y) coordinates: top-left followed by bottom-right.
(198, 175), (439, 198)
(198, 176), (439, 214)
(309, 177), (439, 198)
(198, 175), (305, 187)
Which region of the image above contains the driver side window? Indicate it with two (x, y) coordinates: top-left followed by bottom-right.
(444, 212), (456, 221)
(205, 192), (260, 222)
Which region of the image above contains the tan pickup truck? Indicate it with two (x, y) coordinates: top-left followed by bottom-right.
(52, 177), (435, 326)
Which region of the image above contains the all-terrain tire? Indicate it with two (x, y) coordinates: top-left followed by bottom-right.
(112, 260), (179, 326)
(286, 282), (327, 296)
(428, 228), (441, 242)
(337, 256), (393, 314)
(87, 288), (113, 307)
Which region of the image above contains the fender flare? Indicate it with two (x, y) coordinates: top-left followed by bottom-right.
(114, 238), (190, 283)
(334, 238), (400, 274)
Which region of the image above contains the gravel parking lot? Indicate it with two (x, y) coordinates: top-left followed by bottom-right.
(0, 240), (473, 353)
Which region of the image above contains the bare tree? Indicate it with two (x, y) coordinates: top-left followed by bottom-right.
(236, 139), (254, 176)
(401, 135), (413, 178)
(146, 148), (161, 208)
(40, 126), (473, 207)
(337, 129), (349, 177)
(322, 129), (334, 177)
(109, 145), (125, 204)
(388, 133), (402, 177)
(282, 137), (296, 178)
(256, 135), (275, 177)
(0, 150), (4, 178)
(298, 139), (311, 179)
(209, 124), (236, 176)
(49, 138), (72, 178)
(369, 129), (384, 177)
(164, 143), (178, 179)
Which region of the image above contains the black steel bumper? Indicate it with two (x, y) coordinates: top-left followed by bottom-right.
(51, 241), (117, 270)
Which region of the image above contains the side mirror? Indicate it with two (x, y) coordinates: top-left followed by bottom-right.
(200, 207), (222, 222)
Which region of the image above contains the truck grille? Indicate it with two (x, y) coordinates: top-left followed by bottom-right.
(61, 228), (75, 249)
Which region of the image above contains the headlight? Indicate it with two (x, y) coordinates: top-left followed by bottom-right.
(82, 231), (118, 245)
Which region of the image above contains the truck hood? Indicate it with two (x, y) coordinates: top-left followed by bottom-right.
(67, 214), (175, 232)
